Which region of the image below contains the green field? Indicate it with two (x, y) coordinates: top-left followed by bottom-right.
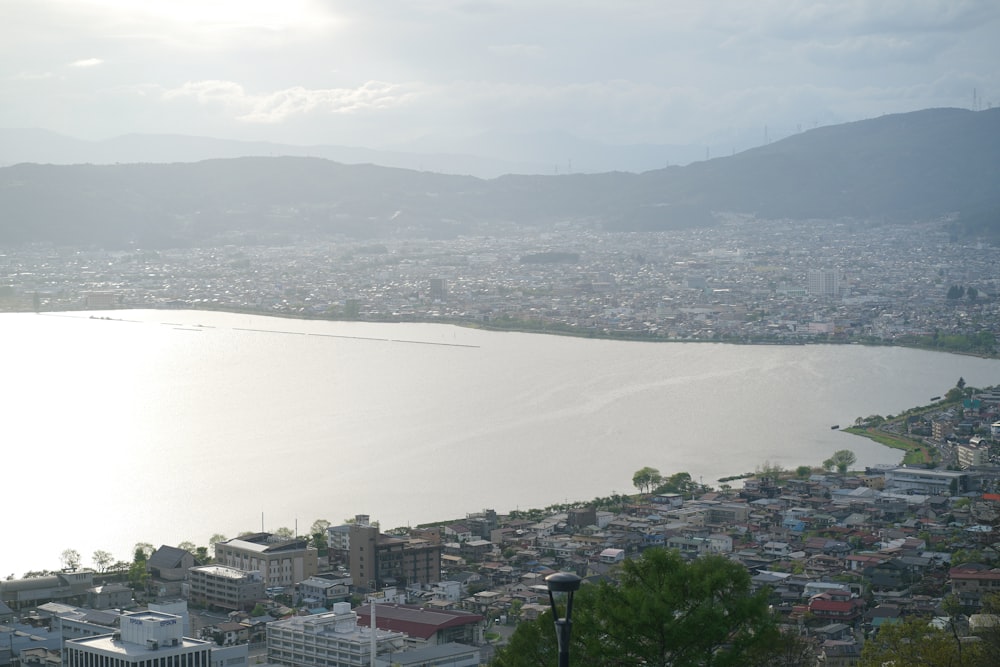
(844, 427), (933, 465)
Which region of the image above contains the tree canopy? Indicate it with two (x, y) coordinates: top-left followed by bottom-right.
(91, 550), (113, 573)
(492, 548), (785, 667)
(828, 449), (857, 474)
(632, 466), (662, 494)
(60, 549), (81, 571)
(860, 615), (990, 667)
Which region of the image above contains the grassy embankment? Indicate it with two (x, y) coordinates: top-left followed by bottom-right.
(843, 426), (934, 465)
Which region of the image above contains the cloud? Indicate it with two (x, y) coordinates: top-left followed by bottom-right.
(69, 58), (104, 68)
(160, 79), (421, 123)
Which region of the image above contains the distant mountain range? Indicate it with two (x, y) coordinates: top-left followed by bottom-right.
(0, 127), (705, 178)
(0, 107), (997, 248)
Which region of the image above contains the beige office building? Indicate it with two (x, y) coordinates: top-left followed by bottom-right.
(214, 533), (318, 588)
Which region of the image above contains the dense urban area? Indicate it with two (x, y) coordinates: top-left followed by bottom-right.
(3, 219), (1000, 665)
(1, 217), (998, 354)
(4, 381), (1000, 665)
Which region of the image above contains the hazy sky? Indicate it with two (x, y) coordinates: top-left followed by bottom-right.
(3, 0), (998, 151)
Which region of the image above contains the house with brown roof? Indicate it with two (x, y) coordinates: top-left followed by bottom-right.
(807, 590), (864, 623)
(950, 563), (1000, 610)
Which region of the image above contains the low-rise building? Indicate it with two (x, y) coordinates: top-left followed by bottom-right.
(266, 602), (405, 667)
(188, 566), (264, 612)
(298, 576), (351, 607)
(86, 585), (132, 610)
(950, 563), (1000, 610)
(63, 611), (223, 667)
(148, 546), (197, 582)
(884, 468), (969, 495)
(214, 533), (318, 589)
(374, 642), (480, 667)
(0, 572), (94, 610)
(356, 603), (485, 647)
(807, 590), (864, 623)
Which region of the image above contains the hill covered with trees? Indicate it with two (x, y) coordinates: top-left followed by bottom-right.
(1, 107), (998, 248)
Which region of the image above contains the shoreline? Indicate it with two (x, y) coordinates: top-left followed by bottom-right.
(11, 303), (998, 358)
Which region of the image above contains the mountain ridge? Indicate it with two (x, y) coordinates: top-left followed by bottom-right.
(1, 107), (997, 248)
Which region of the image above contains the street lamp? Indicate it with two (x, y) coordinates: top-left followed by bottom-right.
(545, 571), (581, 667)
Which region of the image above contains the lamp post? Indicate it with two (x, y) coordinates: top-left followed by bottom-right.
(545, 571), (581, 667)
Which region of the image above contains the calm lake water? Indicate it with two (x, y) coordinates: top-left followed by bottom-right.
(4, 309), (1000, 577)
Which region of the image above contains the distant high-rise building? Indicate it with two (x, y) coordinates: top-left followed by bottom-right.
(429, 278), (447, 300)
(807, 269), (840, 297)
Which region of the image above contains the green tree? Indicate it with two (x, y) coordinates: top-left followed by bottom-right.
(493, 549), (781, 667)
(632, 466), (662, 494)
(829, 449), (857, 474)
(311, 532), (328, 552)
(795, 465), (812, 478)
(128, 548), (150, 592)
(663, 471), (694, 495)
(860, 615), (989, 666)
(310, 519), (331, 535)
(177, 541), (197, 554)
(209, 533), (227, 545)
(134, 542), (154, 559)
(273, 526), (295, 539)
(492, 609), (556, 667)
(128, 560), (149, 590)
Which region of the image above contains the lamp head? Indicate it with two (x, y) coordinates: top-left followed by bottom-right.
(545, 572), (582, 593)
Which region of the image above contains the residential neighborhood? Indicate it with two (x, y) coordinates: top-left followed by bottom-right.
(4, 383), (1000, 666)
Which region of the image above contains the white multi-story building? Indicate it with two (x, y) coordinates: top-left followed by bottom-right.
(63, 611), (214, 667)
(807, 269), (840, 298)
(266, 602), (405, 667)
(188, 566), (264, 612)
(957, 442), (989, 469)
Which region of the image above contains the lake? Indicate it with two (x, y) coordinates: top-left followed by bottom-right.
(3, 309), (999, 578)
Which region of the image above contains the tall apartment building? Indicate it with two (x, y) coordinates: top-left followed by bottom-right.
(214, 533), (318, 589)
(188, 566), (264, 611)
(807, 269), (840, 298)
(956, 442), (988, 469)
(349, 524), (442, 589)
